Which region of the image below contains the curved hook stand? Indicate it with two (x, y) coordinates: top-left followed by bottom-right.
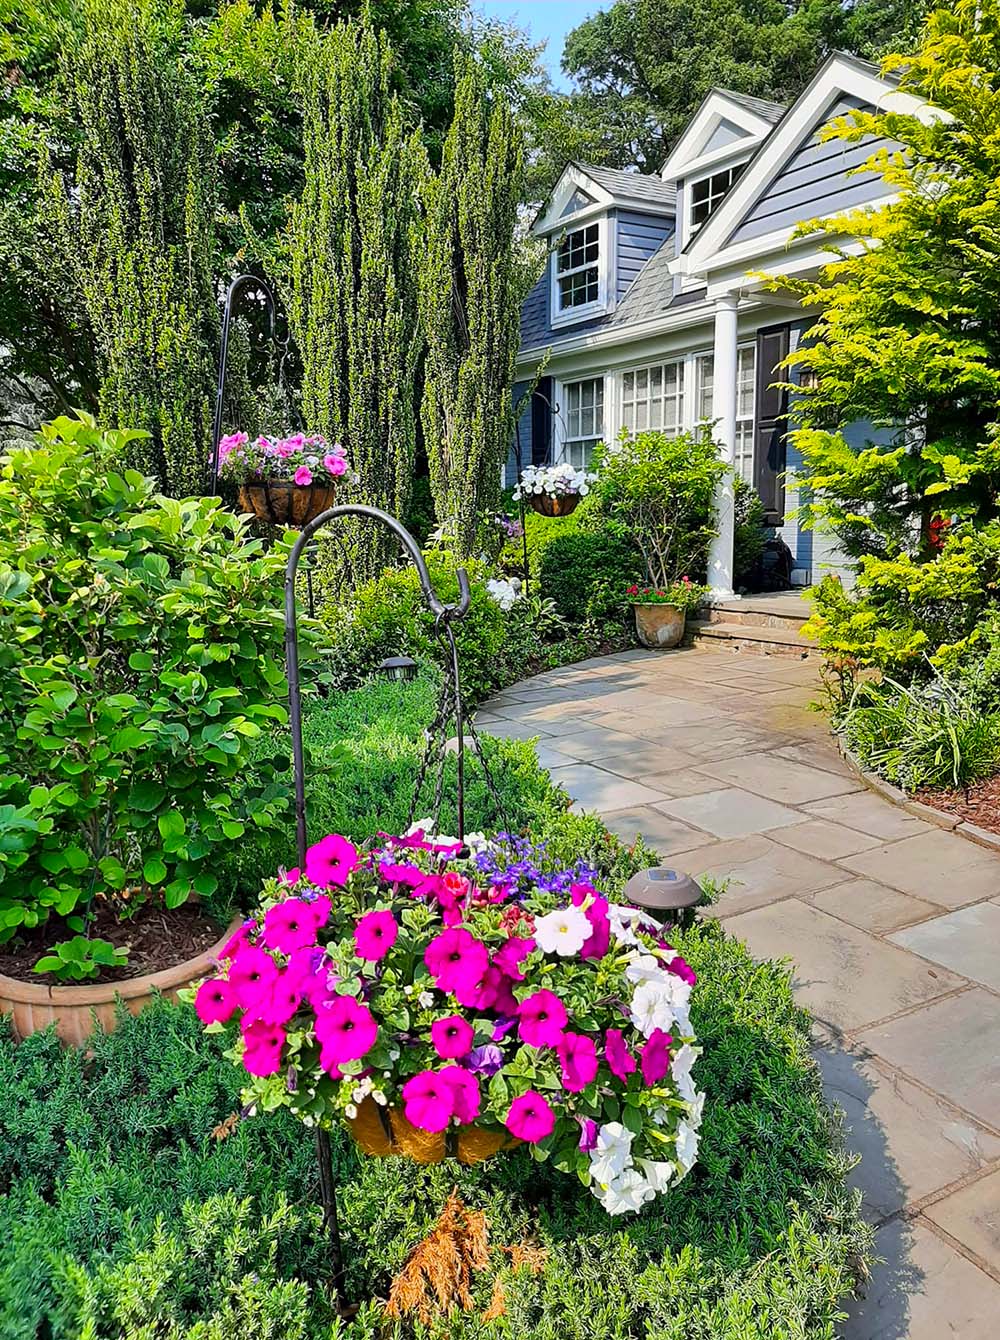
(210, 274), (285, 494)
(284, 503), (471, 870)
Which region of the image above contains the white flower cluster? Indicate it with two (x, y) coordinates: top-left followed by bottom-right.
(485, 576), (524, 611)
(586, 903), (705, 1215)
(512, 462), (593, 501)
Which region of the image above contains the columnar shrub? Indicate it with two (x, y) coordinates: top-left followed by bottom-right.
(0, 416), (304, 944)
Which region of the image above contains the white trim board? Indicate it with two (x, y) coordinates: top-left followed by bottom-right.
(661, 89), (777, 183)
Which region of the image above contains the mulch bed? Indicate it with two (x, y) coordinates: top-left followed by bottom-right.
(0, 901), (227, 985)
(916, 775), (1000, 836)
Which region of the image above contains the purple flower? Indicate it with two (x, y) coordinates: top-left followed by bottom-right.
(467, 1043), (504, 1076)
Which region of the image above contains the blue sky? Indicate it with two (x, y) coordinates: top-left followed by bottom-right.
(474, 2), (599, 89)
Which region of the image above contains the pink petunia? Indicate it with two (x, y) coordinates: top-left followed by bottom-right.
(216, 918), (257, 962)
(241, 1019), (286, 1076)
(263, 898), (321, 955)
(572, 883), (610, 961)
(505, 1090), (555, 1143)
(256, 971), (303, 1025)
(431, 1014), (475, 1059)
(314, 994), (378, 1065)
(557, 1031), (599, 1093)
(324, 454), (347, 476)
(439, 1066), (480, 1124)
(354, 909), (398, 962)
(516, 989), (567, 1048)
(665, 953), (697, 987)
(284, 433), (306, 451)
(640, 1029), (673, 1086)
(294, 466), (312, 486)
(378, 859), (426, 888)
(305, 833), (359, 889)
(195, 977), (239, 1025)
(605, 1027), (637, 1081)
(493, 934), (534, 980)
(424, 928), (489, 995)
(228, 944), (279, 1003)
(401, 1069), (455, 1133)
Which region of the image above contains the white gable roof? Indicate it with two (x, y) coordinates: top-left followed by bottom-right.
(532, 162), (675, 238)
(660, 88), (785, 183)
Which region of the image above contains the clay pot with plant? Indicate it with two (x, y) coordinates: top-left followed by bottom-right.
(0, 415), (323, 1042)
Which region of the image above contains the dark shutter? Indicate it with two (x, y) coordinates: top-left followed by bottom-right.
(531, 376), (553, 465)
(753, 325), (790, 525)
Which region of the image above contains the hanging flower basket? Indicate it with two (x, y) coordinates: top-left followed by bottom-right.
(528, 493), (580, 518)
(217, 431), (353, 528)
(237, 480), (337, 527)
(195, 825), (707, 1216)
(513, 463), (593, 521)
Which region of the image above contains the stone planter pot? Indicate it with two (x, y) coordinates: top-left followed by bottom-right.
(0, 913), (242, 1046)
(527, 493), (580, 518)
(348, 1097), (519, 1166)
(237, 480), (337, 527)
(633, 602), (685, 649)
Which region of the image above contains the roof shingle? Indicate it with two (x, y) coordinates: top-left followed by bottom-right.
(574, 162), (677, 209)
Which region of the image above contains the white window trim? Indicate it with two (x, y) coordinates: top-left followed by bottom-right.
(682, 161), (748, 252)
(605, 342), (757, 446)
(550, 213), (615, 330)
(552, 372), (608, 466)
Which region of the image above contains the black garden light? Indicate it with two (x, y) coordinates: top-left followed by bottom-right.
(377, 654), (419, 682)
(623, 866), (704, 930)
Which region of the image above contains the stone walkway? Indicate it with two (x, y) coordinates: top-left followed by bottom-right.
(480, 645), (1000, 1340)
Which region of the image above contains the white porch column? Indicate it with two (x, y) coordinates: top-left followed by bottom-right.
(707, 292), (739, 599)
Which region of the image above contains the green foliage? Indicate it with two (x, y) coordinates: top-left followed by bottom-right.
(0, 921), (870, 1338)
(776, 0), (1000, 564)
(33, 935), (128, 981)
(0, 415), (306, 952)
(419, 53), (527, 556)
(733, 478), (767, 589)
(539, 528), (643, 626)
(41, 0), (218, 494)
(283, 15), (426, 579)
(498, 500), (585, 577)
(839, 674), (1000, 791)
(590, 428), (725, 588)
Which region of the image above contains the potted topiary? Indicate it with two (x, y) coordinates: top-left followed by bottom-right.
(513, 462), (592, 517)
(0, 415), (320, 1043)
(627, 577), (709, 649)
(218, 431), (351, 526)
(196, 825), (706, 1215)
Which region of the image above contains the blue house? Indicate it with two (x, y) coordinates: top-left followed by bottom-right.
(512, 54), (929, 595)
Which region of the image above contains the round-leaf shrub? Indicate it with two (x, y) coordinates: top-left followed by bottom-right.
(539, 529), (643, 626)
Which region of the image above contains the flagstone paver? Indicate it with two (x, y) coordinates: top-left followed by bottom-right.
(480, 644), (1000, 1338)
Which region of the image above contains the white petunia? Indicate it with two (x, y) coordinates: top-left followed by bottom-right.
(417, 991), (435, 1009)
(636, 1158), (675, 1195)
(629, 980), (679, 1037)
(463, 831), (490, 854)
(686, 1089), (706, 1128)
(608, 903), (659, 947)
(670, 1003), (693, 1040)
(598, 1168), (655, 1216)
(533, 904), (593, 956)
(675, 1120), (700, 1174)
(588, 1121), (633, 1185)
(671, 1044), (700, 1103)
(624, 952), (663, 985)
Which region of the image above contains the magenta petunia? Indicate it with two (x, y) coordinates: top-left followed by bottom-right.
(572, 883), (610, 961)
(258, 971), (303, 1025)
(505, 1090), (555, 1143)
(378, 859), (426, 888)
(401, 1069), (455, 1133)
(493, 934), (534, 980)
(605, 1027), (637, 1081)
(308, 893), (332, 928)
(263, 898), (320, 955)
(454, 963), (515, 1015)
(431, 1014), (475, 1059)
(424, 928), (489, 995)
(324, 453), (347, 476)
(354, 909), (398, 962)
(304, 833), (359, 889)
(241, 1018), (286, 1076)
(228, 944), (279, 1003)
(665, 953), (697, 987)
(195, 977), (238, 1025)
(557, 1031), (599, 1093)
(516, 989), (568, 1048)
(314, 994), (378, 1064)
(294, 465), (313, 486)
(216, 918), (257, 962)
(439, 1065), (481, 1124)
(640, 1028), (673, 1086)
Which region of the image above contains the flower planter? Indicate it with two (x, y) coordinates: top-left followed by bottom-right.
(347, 1097), (518, 1166)
(237, 481), (338, 528)
(527, 493), (580, 518)
(633, 602), (685, 649)
(0, 914), (243, 1046)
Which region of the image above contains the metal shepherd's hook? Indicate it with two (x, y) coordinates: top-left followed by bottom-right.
(283, 503), (472, 1311)
(210, 274), (283, 495)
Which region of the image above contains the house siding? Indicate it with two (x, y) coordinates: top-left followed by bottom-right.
(728, 95), (894, 245)
(616, 209), (675, 301)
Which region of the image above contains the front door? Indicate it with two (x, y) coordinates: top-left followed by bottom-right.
(753, 324), (790, 525)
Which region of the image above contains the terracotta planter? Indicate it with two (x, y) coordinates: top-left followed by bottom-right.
(633, 602), (685, 649)
(348, 1097), (518, 1166)
(528, 493), (580, 518)
(237, 480), (337, 527)
(0, 913), (242, 1046)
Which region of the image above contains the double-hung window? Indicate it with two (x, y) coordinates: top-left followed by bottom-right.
(694, 346), (756, 479)
(621, 360), (685, 435)
(563, 377), (604, 467)
(555, 223), (600, 312)
(689, 163), (744, 234)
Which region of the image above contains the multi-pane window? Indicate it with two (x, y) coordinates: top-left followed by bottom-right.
(690, 163), (744, 233)
(694, 347), (756, 479)
(563, 377), (604, 467)
(556, 223), (600, 310)
(621, 360), (685, 435)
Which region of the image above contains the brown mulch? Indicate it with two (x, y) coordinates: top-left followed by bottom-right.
(0, 901), (226, 985)
(916, 774), (1000, 836)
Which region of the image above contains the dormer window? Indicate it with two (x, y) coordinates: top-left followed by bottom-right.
(690, 162), (745, 233)
(556, 223), (600, 309)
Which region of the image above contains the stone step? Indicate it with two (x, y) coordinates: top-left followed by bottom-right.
(688, 619), (816, 659)
(704, 597), (811, 632)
